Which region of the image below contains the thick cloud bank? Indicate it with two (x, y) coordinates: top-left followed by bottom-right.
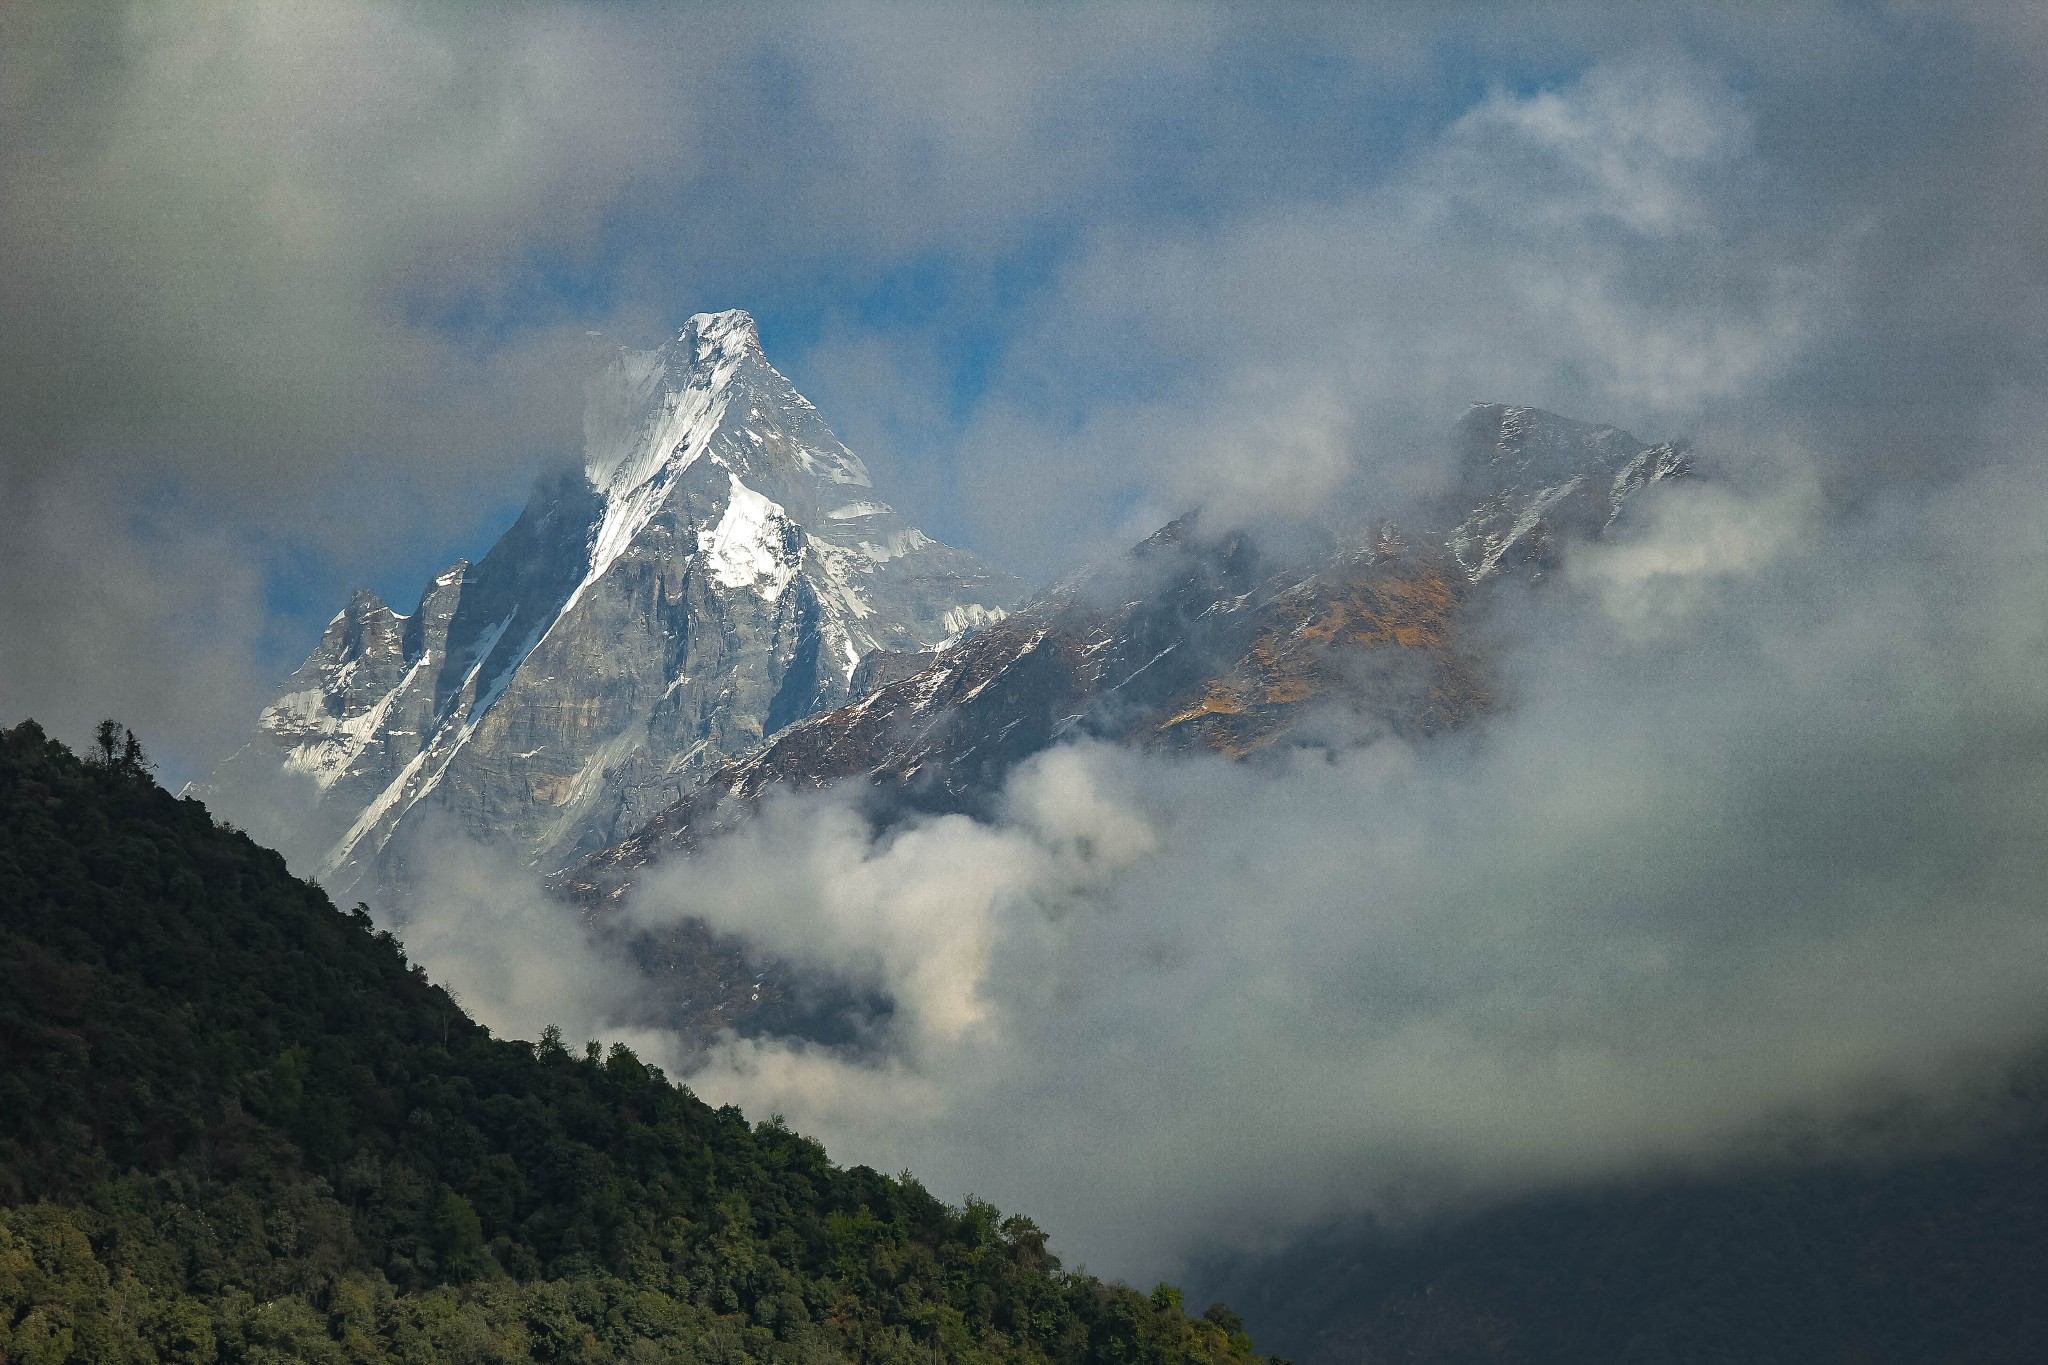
(614, 456), (2048, 1277)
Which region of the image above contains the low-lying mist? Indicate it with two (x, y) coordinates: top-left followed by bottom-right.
(393, 446), (2048, 1283)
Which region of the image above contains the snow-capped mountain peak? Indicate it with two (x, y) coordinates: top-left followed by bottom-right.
(685, 307), (762, 362)
(198, 309), (1022, 900)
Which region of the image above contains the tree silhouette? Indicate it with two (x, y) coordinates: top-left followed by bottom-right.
(88, 718), (152, 776)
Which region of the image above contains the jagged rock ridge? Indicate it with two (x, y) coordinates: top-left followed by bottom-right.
(1446, 402), (1690, 581)
(570, 403), (1686, 903)
(197, 310), (1023, 898)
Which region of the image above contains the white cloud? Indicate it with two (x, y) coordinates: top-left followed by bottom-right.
(1445, 57), (1751, 237)
(955, 55), (1830, 573)
(1567, 451), (1821, 635)
(593, 462), (2048, 1283)
(386, 818), (688, 1073)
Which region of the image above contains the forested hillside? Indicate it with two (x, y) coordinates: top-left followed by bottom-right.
(0, 720), (1261, 1365)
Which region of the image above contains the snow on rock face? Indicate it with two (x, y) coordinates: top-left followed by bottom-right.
(580, 377), (721, 593)
(940, 603), (1006, 640)
(247, 574), (470, 799)
(258, 592), (419, 792)
(699, 474), (801, 599)
(1447, 403), (1690, 582)
(688, 307), (760, 363)
(849, 527), (935, 563)
(573, 314), (751, 617)
(272, 655), (427, 791)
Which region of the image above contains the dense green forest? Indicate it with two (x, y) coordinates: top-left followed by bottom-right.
(0, 720), (1265, 1365)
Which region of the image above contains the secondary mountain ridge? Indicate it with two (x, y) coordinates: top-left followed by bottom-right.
(569, 399), (1687, 903)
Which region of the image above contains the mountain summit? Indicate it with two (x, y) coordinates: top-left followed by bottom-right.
(198, 311), (1021, 896)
